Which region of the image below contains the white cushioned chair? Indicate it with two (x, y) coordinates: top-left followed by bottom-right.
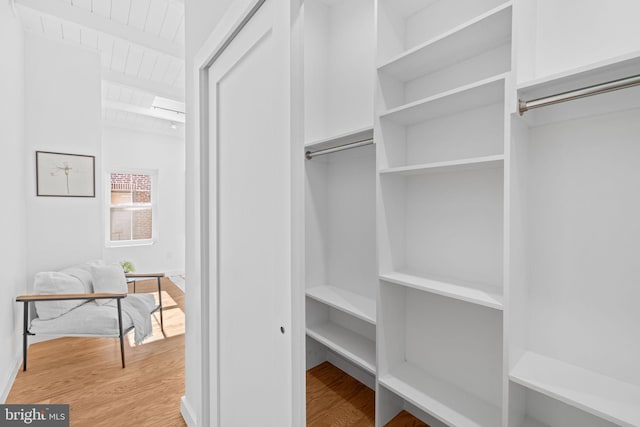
(16, 261), (164, 371)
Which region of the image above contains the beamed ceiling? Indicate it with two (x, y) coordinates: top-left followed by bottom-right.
(15, 0), (186, 137)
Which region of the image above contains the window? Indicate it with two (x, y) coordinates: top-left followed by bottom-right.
(107, 172), (156, 246)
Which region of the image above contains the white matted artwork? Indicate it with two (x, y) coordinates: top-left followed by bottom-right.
(36, 151), (95, 197)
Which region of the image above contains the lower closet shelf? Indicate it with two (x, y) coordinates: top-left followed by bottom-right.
(306, 322), (376, 374)
(379, 362), (501, 427)
(510, 351), (640, 427)
(306, 285), (376, 324)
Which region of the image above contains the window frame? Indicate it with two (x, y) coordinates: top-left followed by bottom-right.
(105, 169), (158, 248)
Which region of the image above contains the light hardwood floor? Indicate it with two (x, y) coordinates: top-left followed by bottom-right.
(9, 281), (429, 426)
(307, 362), (429, 427)
(7, 278), (186, 427)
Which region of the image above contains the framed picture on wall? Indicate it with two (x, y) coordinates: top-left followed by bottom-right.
(36, 151), (96, 197)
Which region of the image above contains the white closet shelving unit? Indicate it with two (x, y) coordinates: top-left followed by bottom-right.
(507, 50), (640, 427)
(375, 1), (511, 424)
(301, 0), (640, 425)
(303, 0), (377, 386)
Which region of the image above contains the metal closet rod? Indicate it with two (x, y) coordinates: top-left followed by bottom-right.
(519, 73), (640, 115)
(305, 138), (374, 160)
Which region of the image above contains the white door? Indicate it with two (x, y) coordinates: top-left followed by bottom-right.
(207, 1), (292, 426)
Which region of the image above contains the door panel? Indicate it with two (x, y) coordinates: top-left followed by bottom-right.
(208, 1), (291, 425)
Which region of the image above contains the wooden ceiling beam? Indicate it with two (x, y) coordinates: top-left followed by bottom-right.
(103, 100), (186, 123)
(102, 69), (184, 102)
(15, 0), (183, 59)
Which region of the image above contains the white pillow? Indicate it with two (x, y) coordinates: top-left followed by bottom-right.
(59, 267), (94, 293)
(91, 264), (127, 305)
(33, 272), (88, 320)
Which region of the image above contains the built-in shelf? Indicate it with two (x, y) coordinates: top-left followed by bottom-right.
(379, 155), (504, 176)
(378, 3), (512, 82)
(510, 351), (640, 427)
(518, 49), (640, 94)
(380, 271), (503, 310)
(517, 50), (640, 127)
(379, 362), (501, 427)
(306, 285), (376, 324)
(304, 126), (374, 152)
(380, 74), (506, 125)
(306, 321), (376, 374)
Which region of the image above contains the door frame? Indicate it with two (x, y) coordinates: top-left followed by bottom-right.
(192, 1), (305, 426)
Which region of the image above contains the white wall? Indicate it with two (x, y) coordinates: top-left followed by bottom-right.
(102, 126), (185, 275)
(0, 2), (27, 403)
(516, 0), (640, 82)
(24, 34), (103, 281)
(184, 0), (234, 424)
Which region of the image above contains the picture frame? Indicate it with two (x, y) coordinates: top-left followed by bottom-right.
(36, 151), (96, 197)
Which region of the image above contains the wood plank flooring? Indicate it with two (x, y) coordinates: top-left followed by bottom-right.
(9, 280), (429, 426)
(7, 278), (186, 427)
(386, 411), (430, 427)
(307, 362), (429, 427)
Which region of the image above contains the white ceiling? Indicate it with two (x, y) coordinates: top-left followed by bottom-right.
(15, 0), (185, 137)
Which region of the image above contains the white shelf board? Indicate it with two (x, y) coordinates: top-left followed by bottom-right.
(306, 285), (376, 325)
(306, 321), (376, 374)
(379, 271), (503, 311)
(378, 3), (512, 82)
(510, 351), (640, 427)
(304, 126), (374, 152)
(380, 74), (506, 126)
(518, 49), (640, 95)
(379, 362), (501, 427)
(379, 155), (504, 177)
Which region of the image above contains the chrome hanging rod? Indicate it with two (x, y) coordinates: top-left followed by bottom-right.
(519, 73), (640, 115)
(305, 139), (374, 160)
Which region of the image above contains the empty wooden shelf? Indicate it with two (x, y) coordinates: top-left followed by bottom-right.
(510, 351), (640, 427)
(380, 271), (503, 310)
(380, 362), (501, 427)
(306, 285), (376, 325)
(306, 321), (376, 375)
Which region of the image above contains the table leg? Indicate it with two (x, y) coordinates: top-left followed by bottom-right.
(22, 301), (28, 371)
(117, 298), (125, 368)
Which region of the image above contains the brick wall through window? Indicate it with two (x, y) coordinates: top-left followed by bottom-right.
(110, 173), (153, 242)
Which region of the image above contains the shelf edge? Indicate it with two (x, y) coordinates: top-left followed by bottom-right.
(377, 1), (513, 74)
(379, 273), (504, 311)
(379, 73), (508, 122)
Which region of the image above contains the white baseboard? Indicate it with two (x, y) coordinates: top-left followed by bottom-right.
(180, 395), (197, 427)
(327, 351), (375, 390)
(165, 269), (185, 278)
(167, 274), (186, 292)
(0, 354), (22, 403)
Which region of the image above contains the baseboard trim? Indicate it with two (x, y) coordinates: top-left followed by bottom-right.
(165, 269), (185, 278)
(168, 274), (186, 292)
(180, 396), (197, 427)
(0, 355), (22, 403)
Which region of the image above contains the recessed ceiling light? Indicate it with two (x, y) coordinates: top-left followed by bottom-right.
(170, 122), (178, 130)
